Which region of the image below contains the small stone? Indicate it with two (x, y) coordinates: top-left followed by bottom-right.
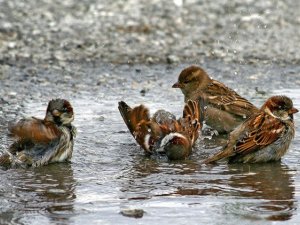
(255, 87), (266, 95)
(7, 42), (16, 49)
(140, 88), (148, 96)
(146, 57), (154, 64)
(25, 68), (37, 76)
(166, 55), (180, 64)
(120, 209), (144, 218)
(8, 91), (17, 96)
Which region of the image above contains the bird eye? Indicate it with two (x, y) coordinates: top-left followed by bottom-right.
(183, 77), (196, 84)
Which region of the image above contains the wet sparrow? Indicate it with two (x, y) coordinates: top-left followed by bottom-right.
(172, 65), (259, 133)
(204, 96), (298, 164)
(0, 99), (76, 168)
(118, 100), (201, 160)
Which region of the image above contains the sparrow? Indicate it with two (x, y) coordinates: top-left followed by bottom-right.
(118, 100), (201, 160)
(204, 95), (298, 164)
(172, 65), (259, 133)
(0, 99), (76, 168)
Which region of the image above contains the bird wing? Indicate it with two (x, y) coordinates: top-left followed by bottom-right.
(134, 120), (171, 152)
(9, 117), (62, 143)
(119, 101), (160, 153)
(180, 100), (201, 145)
(183, 100), (199, 121)
(204, 113), (284, 164)
(233, 114), (284, 155)
(118, 101), (150, 135)
(205, 80), (258, 118)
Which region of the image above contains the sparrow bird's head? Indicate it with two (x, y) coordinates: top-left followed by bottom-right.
(159, 133), (191, 160)
(45, 99), (74, 125)
(262, 95), (298, 121)
(172, 66), (211, 96)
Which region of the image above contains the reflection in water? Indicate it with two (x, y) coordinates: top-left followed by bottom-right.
(121, 153), (296, 222)
(119, 155), (202, 200)
(0, 163), (76, 224)
(226, 162), (296, 221)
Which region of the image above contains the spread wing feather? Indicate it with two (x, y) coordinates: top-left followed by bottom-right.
(118, 100), (201, 153)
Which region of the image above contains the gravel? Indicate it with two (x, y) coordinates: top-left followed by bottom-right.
(0, 0), (300, 66)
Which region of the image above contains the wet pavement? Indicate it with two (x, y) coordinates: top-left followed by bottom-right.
(1, 0), (300, 65)
(0, 61), (300, 224)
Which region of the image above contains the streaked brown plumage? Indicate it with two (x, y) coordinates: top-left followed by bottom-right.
(172, 65), (259, 133)
(204, 96), (298, 164)
(118, 100), (201, 160)
(0, 99), (76, 168)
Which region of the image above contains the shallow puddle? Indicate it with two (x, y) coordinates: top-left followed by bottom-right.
(0, 60), (300, 224)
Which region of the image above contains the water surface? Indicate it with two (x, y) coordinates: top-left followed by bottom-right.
(0, 61), (300, 224)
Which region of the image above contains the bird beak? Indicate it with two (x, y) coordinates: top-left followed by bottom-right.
(172, 82), (184, 88)
(52, 109), (61, 117)
(289, 107), (299, 114)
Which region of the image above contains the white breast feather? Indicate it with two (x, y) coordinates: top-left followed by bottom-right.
(160, 133), (186, 147)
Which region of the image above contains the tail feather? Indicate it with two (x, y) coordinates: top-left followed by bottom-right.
(0, 154), (11, 167)
(203, 146), (234, 164)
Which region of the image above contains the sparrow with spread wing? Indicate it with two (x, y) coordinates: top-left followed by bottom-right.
(118, 100), (201, 160)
